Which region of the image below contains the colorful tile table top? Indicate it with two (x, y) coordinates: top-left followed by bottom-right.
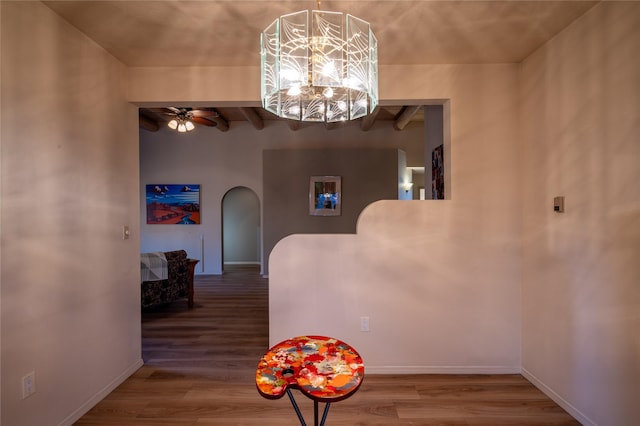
(256, 335), (365, 402)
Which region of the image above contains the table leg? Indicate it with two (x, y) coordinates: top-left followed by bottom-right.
(320, 402), (331, 426)
(313, 400), (332, 426)
(286, 389), (331, 426)
(286, 389), (306, 426)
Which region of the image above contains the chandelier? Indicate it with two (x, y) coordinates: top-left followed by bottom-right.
(261, 6), (378, 122)
(167, 113), (195, 133)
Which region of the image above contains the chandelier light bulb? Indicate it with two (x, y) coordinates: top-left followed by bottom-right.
(323, 87), (334, 99)
(185, 120), (195, 131)
(321, 61), (336, 76)
(287, 85), (302, 97)
(168, 119), (178, 130)
(177, 122), (187, 133)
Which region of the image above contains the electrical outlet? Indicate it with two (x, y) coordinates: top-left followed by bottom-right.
(22, 371), (36, 399)
(360, 316), (370, 332)
(122, 225), (130, 240)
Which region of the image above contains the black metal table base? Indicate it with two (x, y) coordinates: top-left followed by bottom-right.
(286, 389), (331, 426)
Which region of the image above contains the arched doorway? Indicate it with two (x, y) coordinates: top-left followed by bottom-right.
(221, 187), (261, 273)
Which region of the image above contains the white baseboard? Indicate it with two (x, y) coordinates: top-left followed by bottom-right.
(223, 261), (260, 265)
(365, 365), (521, 374)
(522, 367), (595, 426)
(58, 358), (144, 426)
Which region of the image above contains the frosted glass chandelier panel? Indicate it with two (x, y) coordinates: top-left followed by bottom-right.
(261, 9), (378, 122)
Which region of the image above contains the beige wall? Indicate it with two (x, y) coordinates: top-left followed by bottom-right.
(521, 3), (640, 425)
(1, 2), (141, 425)
(132, 52), (524, 394)
(269, 63), (523, 372)
(130, 49), (521, 372)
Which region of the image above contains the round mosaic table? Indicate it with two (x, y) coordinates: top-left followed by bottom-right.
(256, 335), (365, 426)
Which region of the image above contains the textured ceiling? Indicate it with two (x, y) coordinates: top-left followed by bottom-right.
(44, 1), (598, 67)
(42, 0), (598, 129)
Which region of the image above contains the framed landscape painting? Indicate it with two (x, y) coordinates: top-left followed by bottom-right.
(146, 184), (201, 224)
(309, 176), (341, 216)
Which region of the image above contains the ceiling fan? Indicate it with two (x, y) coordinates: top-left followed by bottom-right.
(146, 107), (227, 132)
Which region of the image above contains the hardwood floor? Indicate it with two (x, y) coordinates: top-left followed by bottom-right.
(75, 266), (580, 425)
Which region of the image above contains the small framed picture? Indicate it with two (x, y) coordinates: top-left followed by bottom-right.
(309, 176), (341, 216)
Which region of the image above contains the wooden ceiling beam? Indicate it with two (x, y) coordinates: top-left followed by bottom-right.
(210, 114), (229, 132)
(287, 120), (301, 131)
(325, 121), (340, 131)
(393, 105), (422, 131)
(326, 121), (351, 131)
(239, 107), (264, 130)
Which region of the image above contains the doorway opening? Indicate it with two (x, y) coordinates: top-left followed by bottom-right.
(221, 187), (261, 273)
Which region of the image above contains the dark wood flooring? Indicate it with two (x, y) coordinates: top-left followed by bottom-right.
(75, 265), (580, 425)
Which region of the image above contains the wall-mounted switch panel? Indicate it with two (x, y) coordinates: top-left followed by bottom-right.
(22, 371), (36, 399)
(554, 196), (564, 213)
(360, 316), (370, 332)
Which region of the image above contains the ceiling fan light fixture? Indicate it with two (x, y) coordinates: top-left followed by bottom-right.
(167, 111), (196, 133)
(261, 7), (378, 123)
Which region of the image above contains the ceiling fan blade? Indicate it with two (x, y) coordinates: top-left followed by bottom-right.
(191, 108), (219, 118)
(146, 107), (171, 114)
(145, 107), (178, 117)
(139, 112), (160, 132)
(191, 117), (217, 127)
